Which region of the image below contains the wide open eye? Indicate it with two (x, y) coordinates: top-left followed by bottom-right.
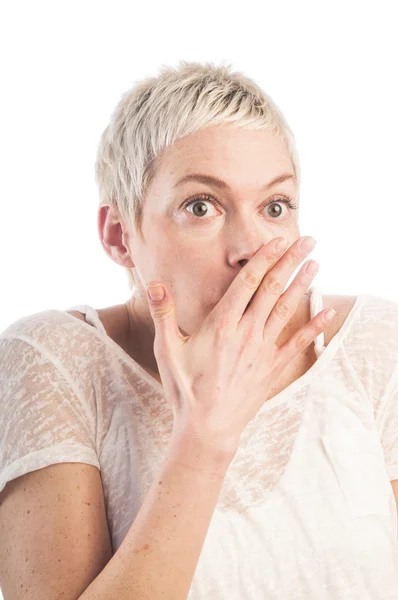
(181, 194), (298, 220)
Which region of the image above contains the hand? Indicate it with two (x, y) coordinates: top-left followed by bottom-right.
(146, 236), (335, 457)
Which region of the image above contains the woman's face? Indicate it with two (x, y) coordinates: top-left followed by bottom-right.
(118, 125), (301, 338)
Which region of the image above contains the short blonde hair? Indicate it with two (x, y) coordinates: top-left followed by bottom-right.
(94, 59), (301, 291)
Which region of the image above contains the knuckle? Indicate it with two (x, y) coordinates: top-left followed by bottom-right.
(294, 330), (311, 350)
(274, 298), (293, 320)
(240, 269), (259, 289)
(217, 315), (231, 331)
(211, 313), (231, 335)
(263, 275), (283, 296)
(152, 306), (173, 322)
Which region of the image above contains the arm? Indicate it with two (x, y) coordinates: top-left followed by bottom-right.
(79, 433), (234, 600)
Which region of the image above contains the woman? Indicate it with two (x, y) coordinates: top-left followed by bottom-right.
(1, 60), (398, 600)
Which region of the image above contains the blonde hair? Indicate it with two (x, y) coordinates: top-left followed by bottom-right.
(94, 59), (301, 292)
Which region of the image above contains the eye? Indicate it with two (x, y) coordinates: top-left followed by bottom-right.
(181, 194), (298, 219)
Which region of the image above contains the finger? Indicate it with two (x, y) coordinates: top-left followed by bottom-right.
(237, 236), (316, 329)
(273, 306), (336, 373)
(260, 257), (318, 342)
(211, 236), (290, 326)
(146, 281), (184, 354)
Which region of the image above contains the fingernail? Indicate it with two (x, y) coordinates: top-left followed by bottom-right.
(324, 308), (336, 322)
(147, 285), (165, 301)
(275, 237), (288, 252)
(300, 236), (317, 253)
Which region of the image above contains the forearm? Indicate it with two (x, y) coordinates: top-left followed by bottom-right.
(79, 433), (233, 600)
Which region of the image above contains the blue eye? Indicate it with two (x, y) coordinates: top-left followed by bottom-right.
(181, 194), (298, 219)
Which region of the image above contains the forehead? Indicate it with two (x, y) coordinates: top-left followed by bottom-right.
(157, 126), (294, 185)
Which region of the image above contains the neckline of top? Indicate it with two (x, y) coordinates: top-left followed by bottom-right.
(64, 286), (364, 412)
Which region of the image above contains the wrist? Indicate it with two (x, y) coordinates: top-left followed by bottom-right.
(167, 427), (236, 479)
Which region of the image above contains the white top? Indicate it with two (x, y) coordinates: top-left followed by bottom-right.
(1, 285), (398, 599)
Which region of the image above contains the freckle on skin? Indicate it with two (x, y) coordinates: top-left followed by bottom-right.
(134, 544), (151, 553)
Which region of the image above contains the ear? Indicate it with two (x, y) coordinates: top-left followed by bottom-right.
(97, 204), (135, 269)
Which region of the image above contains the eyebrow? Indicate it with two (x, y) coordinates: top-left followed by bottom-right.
(173, 172), (296, 191)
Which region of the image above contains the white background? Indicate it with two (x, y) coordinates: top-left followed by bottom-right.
(1, 2), (398, 333)
(0, 1), (397, 597)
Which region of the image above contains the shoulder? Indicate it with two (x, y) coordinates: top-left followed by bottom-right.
(1, 309), (81, 344)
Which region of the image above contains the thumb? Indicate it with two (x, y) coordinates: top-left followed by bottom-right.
(146, 281), (183, 349)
